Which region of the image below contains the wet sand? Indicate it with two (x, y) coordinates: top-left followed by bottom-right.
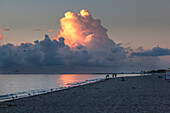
(0, 74), (170, 113)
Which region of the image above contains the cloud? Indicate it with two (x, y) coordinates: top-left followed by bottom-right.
(0, 34), (163, 73)
(48, 29), (53, 32)
(0, 10), (165, 73)
(0, 34), (3, 40)
(131, 47), (170, 56)
(0, 35), (97, 73)
(0, 35), (64, 68)
(0, 29), (10, 31)
(56, 9), (112, 52)
(0, 25), (5, 27)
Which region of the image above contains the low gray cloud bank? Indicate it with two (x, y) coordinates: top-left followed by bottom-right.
(0, 34), (164, 73)
(131, 47), (170, 56)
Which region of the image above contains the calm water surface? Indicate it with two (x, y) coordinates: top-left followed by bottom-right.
(0, 74), (144, 102)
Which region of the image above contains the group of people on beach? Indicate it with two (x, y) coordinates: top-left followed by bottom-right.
(105, 74), (117, 80)
(112, 74), (117, 78)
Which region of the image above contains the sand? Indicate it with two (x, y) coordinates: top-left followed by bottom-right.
(0, 74), (170, 113)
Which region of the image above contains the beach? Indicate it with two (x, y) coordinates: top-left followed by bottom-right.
(0, 74), (170, 113)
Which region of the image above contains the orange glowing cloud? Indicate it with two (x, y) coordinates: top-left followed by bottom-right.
(80, 9), (90, 17)
(48, 29), (53, 32)
(0, 29), (9, 31)
(0, 34), (3, 40)
(56, 9), (93, 48)
(23, 41), (30, 44)
(65, 11), (74, 18)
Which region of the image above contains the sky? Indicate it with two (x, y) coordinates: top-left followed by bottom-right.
(0, 0), (170, 73)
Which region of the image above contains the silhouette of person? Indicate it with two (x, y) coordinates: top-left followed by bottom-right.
(106, 75), (109, 80)
(115, 74), (117, 78)
(112, 74), (114, 78)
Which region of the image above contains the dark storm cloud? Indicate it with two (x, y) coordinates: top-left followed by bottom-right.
(0, 35), (65, 68)
(0, 35), (93, 69)
(0, 34), (164, 73)
(131, 47), (170, 57)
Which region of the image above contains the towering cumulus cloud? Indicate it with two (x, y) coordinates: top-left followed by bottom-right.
(57, 9), (114, 51)
(57, 10), (94, 48)
(0, 10), (165, 73)
(56, 10), (128, 68)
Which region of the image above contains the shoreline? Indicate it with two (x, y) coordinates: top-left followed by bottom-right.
(0, 74), (170, 113)
(0, 78), (105, 103)
(0, 74), (146, 103)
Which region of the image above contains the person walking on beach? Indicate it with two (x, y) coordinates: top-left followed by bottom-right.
(106, 75), (109, 80)
(115, 74), (117, 78)
(112, 74), (117, 78)
(112, 74), (114, 78)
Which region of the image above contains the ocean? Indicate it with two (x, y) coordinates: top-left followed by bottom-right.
(0, 74), (144, 102)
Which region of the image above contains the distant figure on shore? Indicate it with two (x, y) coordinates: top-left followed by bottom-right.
(112, 74), (114, 78)
(112, 74), (117, 78)
(106, 75), (109, 80)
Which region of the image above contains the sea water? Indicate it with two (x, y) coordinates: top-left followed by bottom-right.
(0, 74), (145, 102)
